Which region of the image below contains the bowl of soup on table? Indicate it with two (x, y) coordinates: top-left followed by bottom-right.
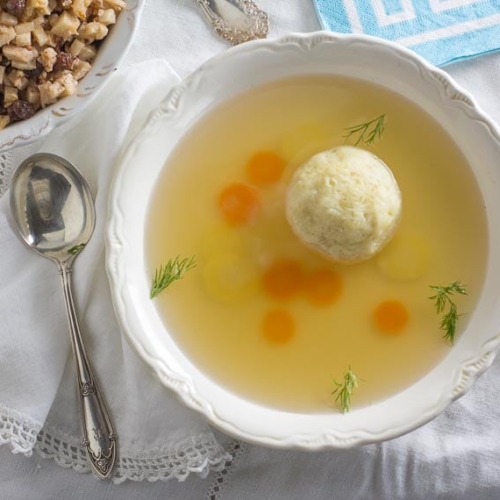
(106, 32), (500, 448)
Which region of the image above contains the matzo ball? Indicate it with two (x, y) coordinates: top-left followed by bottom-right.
(285, 146), (402, 263)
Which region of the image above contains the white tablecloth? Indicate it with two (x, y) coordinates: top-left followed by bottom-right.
(2, 0), (500, 498)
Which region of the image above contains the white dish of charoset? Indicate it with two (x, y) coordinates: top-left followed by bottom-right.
(0, 0), (145, 151)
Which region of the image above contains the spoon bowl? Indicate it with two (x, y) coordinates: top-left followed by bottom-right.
(10, 153), (117, 480)
(10, 153), (95, 263)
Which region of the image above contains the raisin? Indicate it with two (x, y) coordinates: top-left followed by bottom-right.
(7, 100), (35, 122)
(25, 63), (43, 80)
(6, 0), (26, 17)
(54, 52), (75, 72)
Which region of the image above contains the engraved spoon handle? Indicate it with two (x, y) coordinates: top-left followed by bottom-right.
(59, 263), (117, 479)
(196, 0), (269, 45)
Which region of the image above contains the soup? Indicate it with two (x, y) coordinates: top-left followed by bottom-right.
(146, 76), (487, 413)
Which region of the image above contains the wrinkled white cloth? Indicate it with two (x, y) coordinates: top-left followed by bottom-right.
(3, 0), (500, 498)
(0, 58), (229, 484)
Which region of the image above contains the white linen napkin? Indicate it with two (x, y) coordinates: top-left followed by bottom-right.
(0, 59), (229, 483)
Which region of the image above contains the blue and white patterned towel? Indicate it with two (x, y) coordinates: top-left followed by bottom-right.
(313, 0), (500, 66)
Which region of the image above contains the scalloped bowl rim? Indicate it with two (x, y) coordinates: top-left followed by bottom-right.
(0, 0), (145, 152)
(106, 32), (500, 449)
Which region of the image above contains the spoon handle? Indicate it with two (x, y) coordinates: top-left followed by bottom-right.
(59, 263), (117, 480)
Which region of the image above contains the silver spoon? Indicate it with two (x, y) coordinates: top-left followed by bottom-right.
(196, 0), (269, 45)
(10, 153), (117, 480)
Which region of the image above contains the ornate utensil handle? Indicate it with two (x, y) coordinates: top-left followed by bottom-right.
(196, 0), (269, 45)
(59, 263), (117, 479)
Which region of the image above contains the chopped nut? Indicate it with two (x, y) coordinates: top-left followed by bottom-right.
(71, 59), (90, 80)
(4, 86), (19, 106)
(78, 21), (107, 42)
(22, 5), (36, 19)
(8, 69), (28, 90)
(12, 60), (37, 70)
(77, 43), (96, 61)
(26, 84), (40, 106)
(27, 0), (50, 16)
(68, 37), (85, 56)
(0, 26), (17, 47)
(32, 27), (49, 45)
(15, 22), (34, 35)
(72, 0), (92, 20)
(51, 11), (80, 40)
(0, 67), (5, 85)
(39, 46), (57, 71)
(38, 80), (63, 107)
(15, 32), (31, 46)
(32, 15), (46, 27)
(45, 32), (59, 47)
(103, 0), (126, 10)
(0, 115), (11, 131)
(0, 12), (19, 27)
(3, 45), (38, 67)
(98, 8), (115, 25)
(48, 14), (59, 28)
(55, 70), (77, 96)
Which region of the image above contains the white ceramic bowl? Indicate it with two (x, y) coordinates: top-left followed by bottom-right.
(106, 32), (500, 449)
(0, 0), (145, 151)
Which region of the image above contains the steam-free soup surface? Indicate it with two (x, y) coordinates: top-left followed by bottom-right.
(146, 76), (487, 412)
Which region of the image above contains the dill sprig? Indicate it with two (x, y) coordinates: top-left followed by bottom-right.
(150, 255), (196, 299)
(428, 281), (468, 345)
(332, 366), (360, 414)
(343, 114), (386, 146)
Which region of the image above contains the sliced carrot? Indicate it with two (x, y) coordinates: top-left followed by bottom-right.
(246, 151), (286, 186)
(373, 300), (409, 334)
(262, 259), (305, 300)
(305, 268), (343, 307)
(218, 182), (260, 225)
(261, 309), (295, 344)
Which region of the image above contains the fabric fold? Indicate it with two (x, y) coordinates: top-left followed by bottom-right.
(0, 58), (230, 483)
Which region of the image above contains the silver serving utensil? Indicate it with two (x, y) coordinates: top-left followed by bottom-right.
(196, 0), (269, 45)
(10, 153), (117, 480)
